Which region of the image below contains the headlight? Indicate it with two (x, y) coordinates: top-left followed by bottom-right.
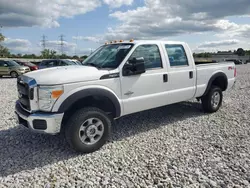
(38, 85), (64, 111)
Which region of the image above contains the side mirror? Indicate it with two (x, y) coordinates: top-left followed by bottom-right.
(4, 64), (8, 67)
(122, 57), (146, 76)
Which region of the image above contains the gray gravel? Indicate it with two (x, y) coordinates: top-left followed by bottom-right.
(0, 65), (250, 188)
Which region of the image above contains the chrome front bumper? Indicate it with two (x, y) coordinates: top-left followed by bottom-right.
(15, 101), (64, 135)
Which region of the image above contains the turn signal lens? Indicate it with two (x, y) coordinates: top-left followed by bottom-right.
(51, 90), (64, 99)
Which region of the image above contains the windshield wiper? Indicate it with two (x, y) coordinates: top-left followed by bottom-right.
(83, 63), (101, 68)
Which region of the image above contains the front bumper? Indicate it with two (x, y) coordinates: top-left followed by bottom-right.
(18, 70), (30, 75)
(15, 101), (64, 135)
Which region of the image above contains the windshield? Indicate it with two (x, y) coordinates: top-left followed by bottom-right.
(82, 44), (134, 69)
(8, 60), (20, 66)
(64, 60), (76, 65)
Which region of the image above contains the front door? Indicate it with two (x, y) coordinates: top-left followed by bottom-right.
(120, 43), (169, 115)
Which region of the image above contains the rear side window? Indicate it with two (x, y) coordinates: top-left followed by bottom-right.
(165, 44), (188, 67)
(129, 44), (162, 69)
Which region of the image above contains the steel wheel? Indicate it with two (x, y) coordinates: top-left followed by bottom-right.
(211, 91), (221, 108)
(79, 118), (104, 145)
(10, 71), (18, 78)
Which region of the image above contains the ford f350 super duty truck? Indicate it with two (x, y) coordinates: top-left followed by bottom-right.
(15, 40), (236, 153)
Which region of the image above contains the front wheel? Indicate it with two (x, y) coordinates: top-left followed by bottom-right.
(201, 86), (223, 113)
(65, 107), (112, 153)
(10, 71), (18, 78)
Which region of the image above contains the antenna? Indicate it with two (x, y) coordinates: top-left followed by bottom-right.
(59, 34), (65, 55)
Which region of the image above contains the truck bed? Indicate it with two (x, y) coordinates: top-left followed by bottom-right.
(195, 61), (236, 97)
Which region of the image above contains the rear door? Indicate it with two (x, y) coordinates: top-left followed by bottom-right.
(163, 43), (196, 103)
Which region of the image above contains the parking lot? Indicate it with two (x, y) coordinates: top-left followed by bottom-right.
(0, 65), (250, 187)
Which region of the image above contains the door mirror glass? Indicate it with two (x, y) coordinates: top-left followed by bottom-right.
(4, 64), (8, 67)
(122, 57), (146, 76)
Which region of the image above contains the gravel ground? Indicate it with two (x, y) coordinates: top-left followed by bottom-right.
(0, 65), (250, 188)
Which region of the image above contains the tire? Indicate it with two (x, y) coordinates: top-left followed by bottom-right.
(10, 71), (18, 78)
(201, 86), (223, 113)
(65, 107), (112, 153)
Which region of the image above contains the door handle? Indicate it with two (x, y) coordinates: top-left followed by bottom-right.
(189, 71), (193, 79)
(163, 74), (168, 82)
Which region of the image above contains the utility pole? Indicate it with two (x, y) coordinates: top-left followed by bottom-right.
(59, 34), (65, 55)
(41, 35), (47, 50)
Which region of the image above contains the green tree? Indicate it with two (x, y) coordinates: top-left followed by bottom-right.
(72, 55), (79, 59)
(0, 33), (10, 57)
(59, 53), (68, 59)
(80, 55), (88, 59)
(41, 49), (57, 59)
(236, 48), (245, 56)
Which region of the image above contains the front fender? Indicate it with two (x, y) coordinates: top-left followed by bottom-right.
(52, 85), (122, 117)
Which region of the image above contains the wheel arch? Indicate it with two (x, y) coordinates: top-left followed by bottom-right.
(203, 72), (228, 96)
(57, 87), (121, 119)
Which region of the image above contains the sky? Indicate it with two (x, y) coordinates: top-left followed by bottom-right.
(0, 0), (250, 56)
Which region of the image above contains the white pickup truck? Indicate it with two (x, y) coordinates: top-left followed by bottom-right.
(15, 40), (236, 153)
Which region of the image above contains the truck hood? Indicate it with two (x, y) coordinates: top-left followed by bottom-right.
(23, 65), (110, 85)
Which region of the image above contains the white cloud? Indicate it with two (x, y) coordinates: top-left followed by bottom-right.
(72, 36), (102, 43)
(3, 38), (32, 53)
(215, 20), (250, 38)
(39, 40), (77, 54)
(0, 0), (101, 28)
(99, 0), (250, 40)
(103, 0), (134, 8)
(0, 0), (136, 28)
(198, 39), (240, 48)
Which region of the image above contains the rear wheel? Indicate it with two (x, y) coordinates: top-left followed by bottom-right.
(65, 107), (112, 153)
(201, 86), (223, 113)
(10, 71), (18, 78)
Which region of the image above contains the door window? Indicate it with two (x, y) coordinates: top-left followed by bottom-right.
(129, 44), (162, 69)
(165, 44), (189, 67)
(46, 60), (57, 67)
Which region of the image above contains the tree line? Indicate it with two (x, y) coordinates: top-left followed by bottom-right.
(193, 48), (250, 58)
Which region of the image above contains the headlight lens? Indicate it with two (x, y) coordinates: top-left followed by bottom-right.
(38, 85), (64, 111)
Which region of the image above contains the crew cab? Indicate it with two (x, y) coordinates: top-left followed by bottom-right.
(15, 40), (236, 153)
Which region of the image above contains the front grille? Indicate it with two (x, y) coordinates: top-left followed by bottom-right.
(17, 77), (31, 111)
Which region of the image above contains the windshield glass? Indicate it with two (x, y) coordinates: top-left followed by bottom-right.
(8, 60), (20, 66)
(82, 44), (134, 69)
(64, 60), (76, 65)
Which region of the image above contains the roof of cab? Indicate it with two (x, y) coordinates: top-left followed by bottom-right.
(105, 39), (186, 45)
